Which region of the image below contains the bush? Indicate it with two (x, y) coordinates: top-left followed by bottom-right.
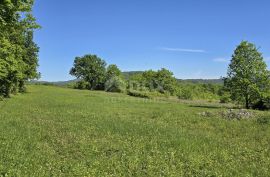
(105, 76), (126, 93)
(257, 116), (270, 124)
(74, 81), (89, 90)
(177, 88), (193, 100)
(220, 93), (231, 103)
(127, 90), (150, 99)
(252, 97), (270, 110)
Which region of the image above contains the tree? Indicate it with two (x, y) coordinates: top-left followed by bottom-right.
(225, 41), (270, 109)
(106, 64), (121, 81)
(155, 68), (178, 94)
(70, 55), (107, 90)
(0, 0), (39, 97)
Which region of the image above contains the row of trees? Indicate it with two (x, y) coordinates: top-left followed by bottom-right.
(69, 55), (179, 95)
(70, 41), (270, 110)
(69, 54), (221, 101)
(0, 0), (39, 97)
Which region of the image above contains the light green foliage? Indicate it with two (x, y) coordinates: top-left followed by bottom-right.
(177, 83), (221, 101)
(128, 68), (178, 95)
(0, 0), (39, 97)
(73, 80), (90, 90)
(106, 64), (122, 81)
(105, 76), (126, 93)
(0, 85), (269, 176)
(70, 55), (107, 90)
(225, 41), (270, 109)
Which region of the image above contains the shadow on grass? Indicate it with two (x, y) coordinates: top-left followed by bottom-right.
(189, 105), (222, 109)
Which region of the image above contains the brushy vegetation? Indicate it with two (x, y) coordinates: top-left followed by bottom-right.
(0, 85), (269, 176)
(68, 41), (270, 110)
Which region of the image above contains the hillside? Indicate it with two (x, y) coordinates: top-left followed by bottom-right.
(0, 85), (269, 176)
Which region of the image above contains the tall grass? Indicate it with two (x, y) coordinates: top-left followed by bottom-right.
(0, 85), (269, 176)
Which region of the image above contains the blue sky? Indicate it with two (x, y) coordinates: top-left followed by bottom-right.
(33, 0), (270, 81)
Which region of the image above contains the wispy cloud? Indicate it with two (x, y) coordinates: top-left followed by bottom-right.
(160, 47), (206, 53)
(213, 57), (230, 63)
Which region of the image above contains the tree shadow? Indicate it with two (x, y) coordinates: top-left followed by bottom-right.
(189, 105), (222, 109)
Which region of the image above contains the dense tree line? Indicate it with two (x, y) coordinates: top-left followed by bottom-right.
(69, 54), (221, 100)
(0, 0), (39, 98)
(70, 41), (270, 110)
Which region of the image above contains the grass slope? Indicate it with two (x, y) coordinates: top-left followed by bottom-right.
(0, 85), (269, 176)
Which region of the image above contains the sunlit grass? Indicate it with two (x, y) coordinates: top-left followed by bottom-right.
(0, 85), (269, 176)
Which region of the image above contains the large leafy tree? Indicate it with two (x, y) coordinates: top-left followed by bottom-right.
(225, 41), (270, 109)
(70, 55), (107, 90)
(0, 0), (39, 97)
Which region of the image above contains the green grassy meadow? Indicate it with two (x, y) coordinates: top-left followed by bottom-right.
(0, 85), (269, 176)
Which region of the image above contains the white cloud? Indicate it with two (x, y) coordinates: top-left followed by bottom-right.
(160, 47), (206, 53)
(213, 58), (230, 63)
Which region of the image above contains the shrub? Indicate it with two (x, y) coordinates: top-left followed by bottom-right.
(252, 97), (270, 110)
(220, 93), (231, 103)
(127, 90), (150, 99)
(105, 76), (126, 93)
(74, 81), (90, 90)
(177, 88), (193, 100)
(257, 116), (270, 124)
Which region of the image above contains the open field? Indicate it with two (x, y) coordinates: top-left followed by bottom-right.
(0, 85), (269, 176)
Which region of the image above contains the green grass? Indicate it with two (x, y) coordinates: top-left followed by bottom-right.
(0, 85), (269, 176)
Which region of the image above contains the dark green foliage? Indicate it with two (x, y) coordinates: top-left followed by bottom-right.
(252, 96), (270, 110)
(127, 90), (151, 98)
(73, 80), (90, 90)
(127, 68), (178, 95)
(257, 116), (270, 124)
(70, 55), (107, 90)
(177, 83), (222, 101)
(0, 0), (39, 97)
(225, 41), (270, 109)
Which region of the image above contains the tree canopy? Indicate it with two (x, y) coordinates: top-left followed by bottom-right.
(225, 41), (270, 109)
(106, 64), (122, 81)
(0, 0), (39, 97)
(70, 55), (107, 90)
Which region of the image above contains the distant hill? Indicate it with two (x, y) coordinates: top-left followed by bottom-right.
(178, 79), (224, 85)
(29, 71), (223, 86)
(28, 79), (79, 86)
